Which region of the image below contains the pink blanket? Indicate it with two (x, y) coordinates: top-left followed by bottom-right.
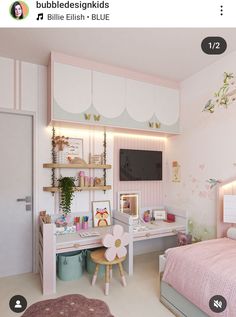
(162, 238), (236, 317)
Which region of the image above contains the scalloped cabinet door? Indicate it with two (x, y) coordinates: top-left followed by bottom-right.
(155, 86), (179, 126)
(54, 62), (91, 113)
(126, 79), (155, 122)
(93, 71), (126, 118)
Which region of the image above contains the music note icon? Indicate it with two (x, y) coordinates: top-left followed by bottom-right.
(36, 13), (43, 20)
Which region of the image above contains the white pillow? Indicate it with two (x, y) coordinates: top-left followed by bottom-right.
(227, 227), (236, 240)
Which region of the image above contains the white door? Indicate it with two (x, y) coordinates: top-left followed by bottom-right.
(0, 112), (33, 277)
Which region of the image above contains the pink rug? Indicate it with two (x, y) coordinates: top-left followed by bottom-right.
(21, 294), (114, 317)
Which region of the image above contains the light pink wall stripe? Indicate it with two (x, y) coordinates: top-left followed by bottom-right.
(113, 135), (165, 209)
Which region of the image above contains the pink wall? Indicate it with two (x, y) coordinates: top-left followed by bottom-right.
(113, 134), (165, 209)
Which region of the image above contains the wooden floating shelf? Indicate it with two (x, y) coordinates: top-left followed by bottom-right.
(43, 185), (112, 193)
(43, 163), (112, 169)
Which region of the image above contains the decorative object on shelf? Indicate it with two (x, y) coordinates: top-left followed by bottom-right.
(166, 213), (176, 222)
(82, 216), (89, 229)
(74, 217), (81, 231)
(58, 176), (76, 215)
(55, 214), (68, 227)
(39, 210), (51, 224)
(64, 137), (84, 160)
(94, 177), (104, 186)
(118, 191), (140, 219)
(89, 153), (103, 164)
(67, 157), (86, 164)
(89, 177), (94, 187)
(206, 178), (221, 189)
(172, 161), (181, 182)
(152, 209), (167, 220)
(84, 113), (91, 120)
(143, 210), (151, 222)
(92, 200), (111, 227)
(78, 171), (85, 187)
(53, 135), (69, 151)
(149, 122), (155, 128)
(155, 121), (161, 128)
(53, 135), (69, 164)
(203, 72), (236, 113)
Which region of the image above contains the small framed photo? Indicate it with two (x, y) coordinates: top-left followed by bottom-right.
(89, 153), (103, 165)
(92, 200), (111, 227)
(64, 138), (84, 159)
(118, 191), (140, 219)
(152, 209), (166, 220)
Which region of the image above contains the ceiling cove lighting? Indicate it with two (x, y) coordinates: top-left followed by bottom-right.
(46, 127), (167, 141)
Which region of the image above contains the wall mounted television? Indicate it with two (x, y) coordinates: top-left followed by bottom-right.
(119, 149), (162, 181)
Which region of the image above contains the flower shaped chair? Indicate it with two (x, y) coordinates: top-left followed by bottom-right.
(90, 224), (130, 295)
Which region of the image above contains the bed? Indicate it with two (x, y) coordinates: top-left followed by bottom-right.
(159, 178), (236, 317)
(161, 238), (236, 316)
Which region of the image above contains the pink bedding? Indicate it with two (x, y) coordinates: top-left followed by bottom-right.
(162, 238), (236, 317)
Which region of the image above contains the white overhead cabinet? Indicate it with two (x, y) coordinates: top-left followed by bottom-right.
(50, 58), (180, 134)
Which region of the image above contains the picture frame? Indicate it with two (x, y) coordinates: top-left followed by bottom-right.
(92, 200), (111, 227)
(152, 209), (167, 220)
(172, 160), (181, 182)
(118, 191), (140, 219)
(64, 138), (84, 159)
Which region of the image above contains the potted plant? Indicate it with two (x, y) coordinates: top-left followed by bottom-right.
(58, 176), (76, 216)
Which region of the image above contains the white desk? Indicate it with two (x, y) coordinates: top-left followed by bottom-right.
(39, 212), (186, 295)
(56, 226), (112, 254)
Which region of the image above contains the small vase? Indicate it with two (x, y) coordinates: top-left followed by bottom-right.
(57, 150), (67, 164)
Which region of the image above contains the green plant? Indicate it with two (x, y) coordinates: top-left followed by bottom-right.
(58, 177), (76, 215)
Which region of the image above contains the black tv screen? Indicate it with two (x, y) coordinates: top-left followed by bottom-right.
(119, 149), (162, 181)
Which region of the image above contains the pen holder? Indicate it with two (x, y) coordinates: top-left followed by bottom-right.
(82, 222), (88, 230)
(76, 223), (81, 231)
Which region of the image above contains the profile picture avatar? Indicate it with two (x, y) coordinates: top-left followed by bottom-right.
(10, 1), (29, 20)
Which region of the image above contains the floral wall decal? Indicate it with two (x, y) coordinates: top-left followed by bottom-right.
(206, 178), (221, 189)
(203, 72), (236, 113)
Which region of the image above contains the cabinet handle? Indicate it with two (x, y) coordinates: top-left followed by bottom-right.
(84, 113), (91, 120)
(94, 114), (101, 121)
(146, 233), (151, 237)
(73, 243), (80, 248)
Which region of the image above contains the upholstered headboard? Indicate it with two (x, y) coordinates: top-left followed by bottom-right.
(217, 177), (236, 238)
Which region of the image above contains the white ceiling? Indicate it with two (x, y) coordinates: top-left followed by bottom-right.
(0, 28), (236, 82)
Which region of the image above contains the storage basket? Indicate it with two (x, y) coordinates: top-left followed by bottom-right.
(57, 250), (85, 281)
(86, 249), (105, 278)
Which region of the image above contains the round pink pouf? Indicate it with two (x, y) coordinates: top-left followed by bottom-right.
(22, 294), (114, 317)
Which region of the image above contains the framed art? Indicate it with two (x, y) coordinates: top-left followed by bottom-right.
(92, 200), (111, 227)
(172, 160), (181, 182)
(152, 209), (167, 220)
(118, 191), (140, 219)
(64, 138), (84, 159)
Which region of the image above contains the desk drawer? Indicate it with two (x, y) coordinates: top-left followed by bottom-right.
(133, 230), (179, 242)
(56, 241), (102, 254)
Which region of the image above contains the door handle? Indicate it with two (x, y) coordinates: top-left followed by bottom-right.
(17, 196), (31, 203)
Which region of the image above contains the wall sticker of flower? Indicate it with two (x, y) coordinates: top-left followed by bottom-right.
(203, 72), (236, 113)
(206, 178), (221, 189)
